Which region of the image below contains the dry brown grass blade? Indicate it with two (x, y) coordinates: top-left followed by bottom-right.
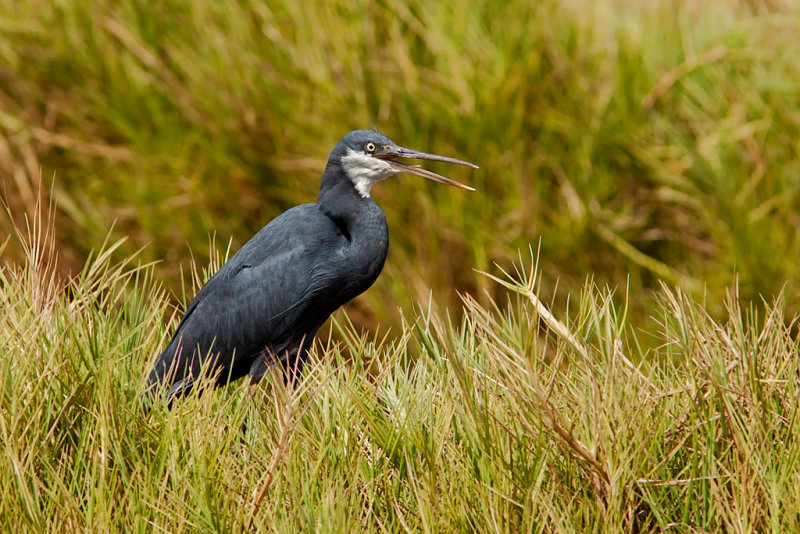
(593, 222), (702, 293)
(641, 44), (728, 109)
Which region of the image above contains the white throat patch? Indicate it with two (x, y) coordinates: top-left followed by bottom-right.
(341, 148), (398, 198)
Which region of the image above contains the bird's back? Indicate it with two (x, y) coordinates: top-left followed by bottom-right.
(145, 202), (381, 401)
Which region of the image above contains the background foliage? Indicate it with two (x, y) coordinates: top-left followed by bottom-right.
(3, 0), (800, 531)
(2, 0), (799, 333)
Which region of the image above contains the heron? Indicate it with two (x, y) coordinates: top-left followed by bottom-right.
(143, 129), (477, 407)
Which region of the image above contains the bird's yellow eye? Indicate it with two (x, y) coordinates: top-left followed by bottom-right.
(365, 142), (376, 152)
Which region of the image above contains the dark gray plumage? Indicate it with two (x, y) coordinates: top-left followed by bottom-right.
(144, 130), (476, 406)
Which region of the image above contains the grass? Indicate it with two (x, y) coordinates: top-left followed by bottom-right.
(2, 200), (799, 532)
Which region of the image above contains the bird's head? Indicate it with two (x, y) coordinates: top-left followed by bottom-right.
(328, 130), (477, 198)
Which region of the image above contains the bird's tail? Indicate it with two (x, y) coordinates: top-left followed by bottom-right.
(141, 374), (194, 414)
(141, 344), (196, 413)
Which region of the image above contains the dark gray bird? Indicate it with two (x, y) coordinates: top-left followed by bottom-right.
(144, 129), (476, 406)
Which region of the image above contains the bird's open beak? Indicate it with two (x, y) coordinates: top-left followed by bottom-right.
(376, 145), (478, 191)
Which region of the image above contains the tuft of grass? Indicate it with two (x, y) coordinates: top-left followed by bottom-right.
(2, 197), (799, 532)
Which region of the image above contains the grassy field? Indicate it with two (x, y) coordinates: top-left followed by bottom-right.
(2, 205), (799, 532)
(2, 0), (800, 328)
(2, 0), (800, 531)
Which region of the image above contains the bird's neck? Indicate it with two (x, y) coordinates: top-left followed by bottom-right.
(316, 163), (366, 219)
(316, 164), (387, 242)
(316, 162), (390, 298)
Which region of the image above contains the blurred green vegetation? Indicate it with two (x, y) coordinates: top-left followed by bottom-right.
(1, 0), (800, 333)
